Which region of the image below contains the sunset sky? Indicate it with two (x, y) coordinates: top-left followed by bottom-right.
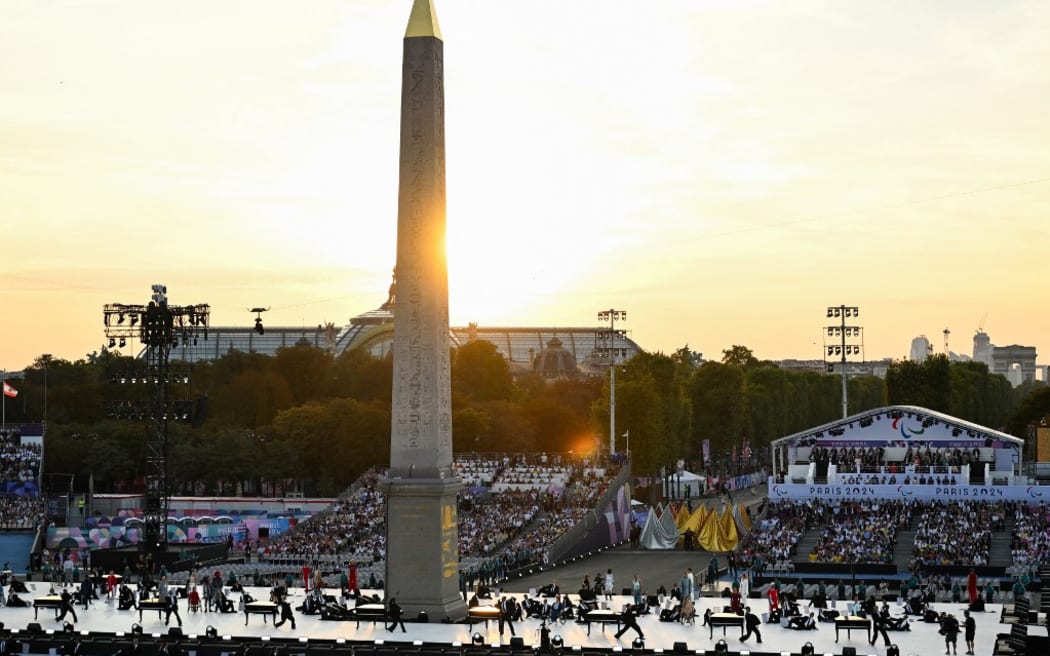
(2, 0), (1048, 373)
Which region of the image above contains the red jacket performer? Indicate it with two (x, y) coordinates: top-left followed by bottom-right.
(966, 568), (978, 605)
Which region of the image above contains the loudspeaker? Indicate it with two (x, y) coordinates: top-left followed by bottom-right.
(25, 623), (42, 634)
(673, 642), (689, 653)
(842, 648), (857, 656)
(886, 645), (900, 656)
(168, 627), (183, 638)
(258, 527), (270, 539)
(509, 637), (524, 649)
(1029, 611), (1039, 624)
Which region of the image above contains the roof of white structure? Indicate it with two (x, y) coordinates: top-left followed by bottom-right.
(770, 405), (1023, 449)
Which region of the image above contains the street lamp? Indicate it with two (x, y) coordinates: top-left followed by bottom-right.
(825, 305), (862, 419)
(596, 308), (627, 456)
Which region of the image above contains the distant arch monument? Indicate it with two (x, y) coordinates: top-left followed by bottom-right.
(991, 344), (1037, 385)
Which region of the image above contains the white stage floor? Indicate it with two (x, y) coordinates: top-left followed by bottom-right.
(7, 583), (1046, 656)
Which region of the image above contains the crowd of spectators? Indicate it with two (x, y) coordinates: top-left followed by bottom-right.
(807, 499), (910, 564)
(835, 472), (963, 486)
(0, 434), (45, 528)
(459, 488), (540, 557)
(0, 441), (41, 485)
(461, 463), (620, 586)
(734, 500), (818, 571)
(1010, 501), (1050, 567)
(261, 454), (620, 591)
(905, 445), (988, 468)
(264, 470), (386, 564)
(911, 500), (1001, 568)
(809, 444), (988, 475)
(809, 445), (886, 469)
(0, 495), (46, 529)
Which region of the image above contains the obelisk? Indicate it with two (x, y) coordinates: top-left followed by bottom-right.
(382, 0), (466, 621)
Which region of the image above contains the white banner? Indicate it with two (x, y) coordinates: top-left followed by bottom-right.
(768, 481), (1048, 502)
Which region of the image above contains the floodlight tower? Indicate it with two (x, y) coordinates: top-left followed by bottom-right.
(825, 305), (862, 419)
(103, 284), (209, 550)
(597, 308), (628, 456)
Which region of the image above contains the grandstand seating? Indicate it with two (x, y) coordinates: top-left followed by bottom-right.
(257, 454), (620, 589)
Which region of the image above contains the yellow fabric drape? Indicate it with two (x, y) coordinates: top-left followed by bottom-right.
(697, 505), (724, 551)
(675, 503), (692, 529)
(719, 506), (739, 551)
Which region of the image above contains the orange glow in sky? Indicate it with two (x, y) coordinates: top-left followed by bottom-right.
(2, 0), (1048, 371)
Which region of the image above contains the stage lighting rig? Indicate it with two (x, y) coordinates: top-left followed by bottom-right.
(825, 305), (862, 419)
(103, 285), (209, 551)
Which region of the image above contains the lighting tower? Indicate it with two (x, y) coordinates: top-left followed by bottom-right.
(825, 305), (862, 419)
(596, 308), (628, 456)
(103, 284), (209, 550)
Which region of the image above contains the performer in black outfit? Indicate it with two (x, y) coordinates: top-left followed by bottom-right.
(386, 598), (406, 633)
(273, 598), (296, 630)
(614, 605), (644, 640)
(865, 597), (891, 647)
(165, 594), (183, 628)
(739, 607), (762, 644)
(56, 589), (79, 623)
(499, 596), (517, 637)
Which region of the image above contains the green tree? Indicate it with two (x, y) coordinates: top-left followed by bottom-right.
(1006, 386), (1050, 438)
(211, 369), (294, 428)
(272, 345), (333, 404)
(333, 350), (393, 403)
(721, 345), (758, 369)
(688, 362), (746, 462)
(887, 355), (951, 410)
(452, 340), (513, 402)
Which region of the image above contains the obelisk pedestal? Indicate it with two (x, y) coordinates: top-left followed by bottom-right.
(382, 0), (467, 622)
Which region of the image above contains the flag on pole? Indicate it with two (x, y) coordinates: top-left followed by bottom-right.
(2, 381), (17, 398)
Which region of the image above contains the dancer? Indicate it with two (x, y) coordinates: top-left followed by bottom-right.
(386, 598), (406, 633)
(739, 607), (762, 644)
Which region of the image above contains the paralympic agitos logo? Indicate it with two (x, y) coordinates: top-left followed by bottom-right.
(891, 417), (924, 439)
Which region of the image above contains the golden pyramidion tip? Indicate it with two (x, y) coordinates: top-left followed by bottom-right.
(405, 0), (442, 40)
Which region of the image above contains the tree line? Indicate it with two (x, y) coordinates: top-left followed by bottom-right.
(5, 346), (1046, 497)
